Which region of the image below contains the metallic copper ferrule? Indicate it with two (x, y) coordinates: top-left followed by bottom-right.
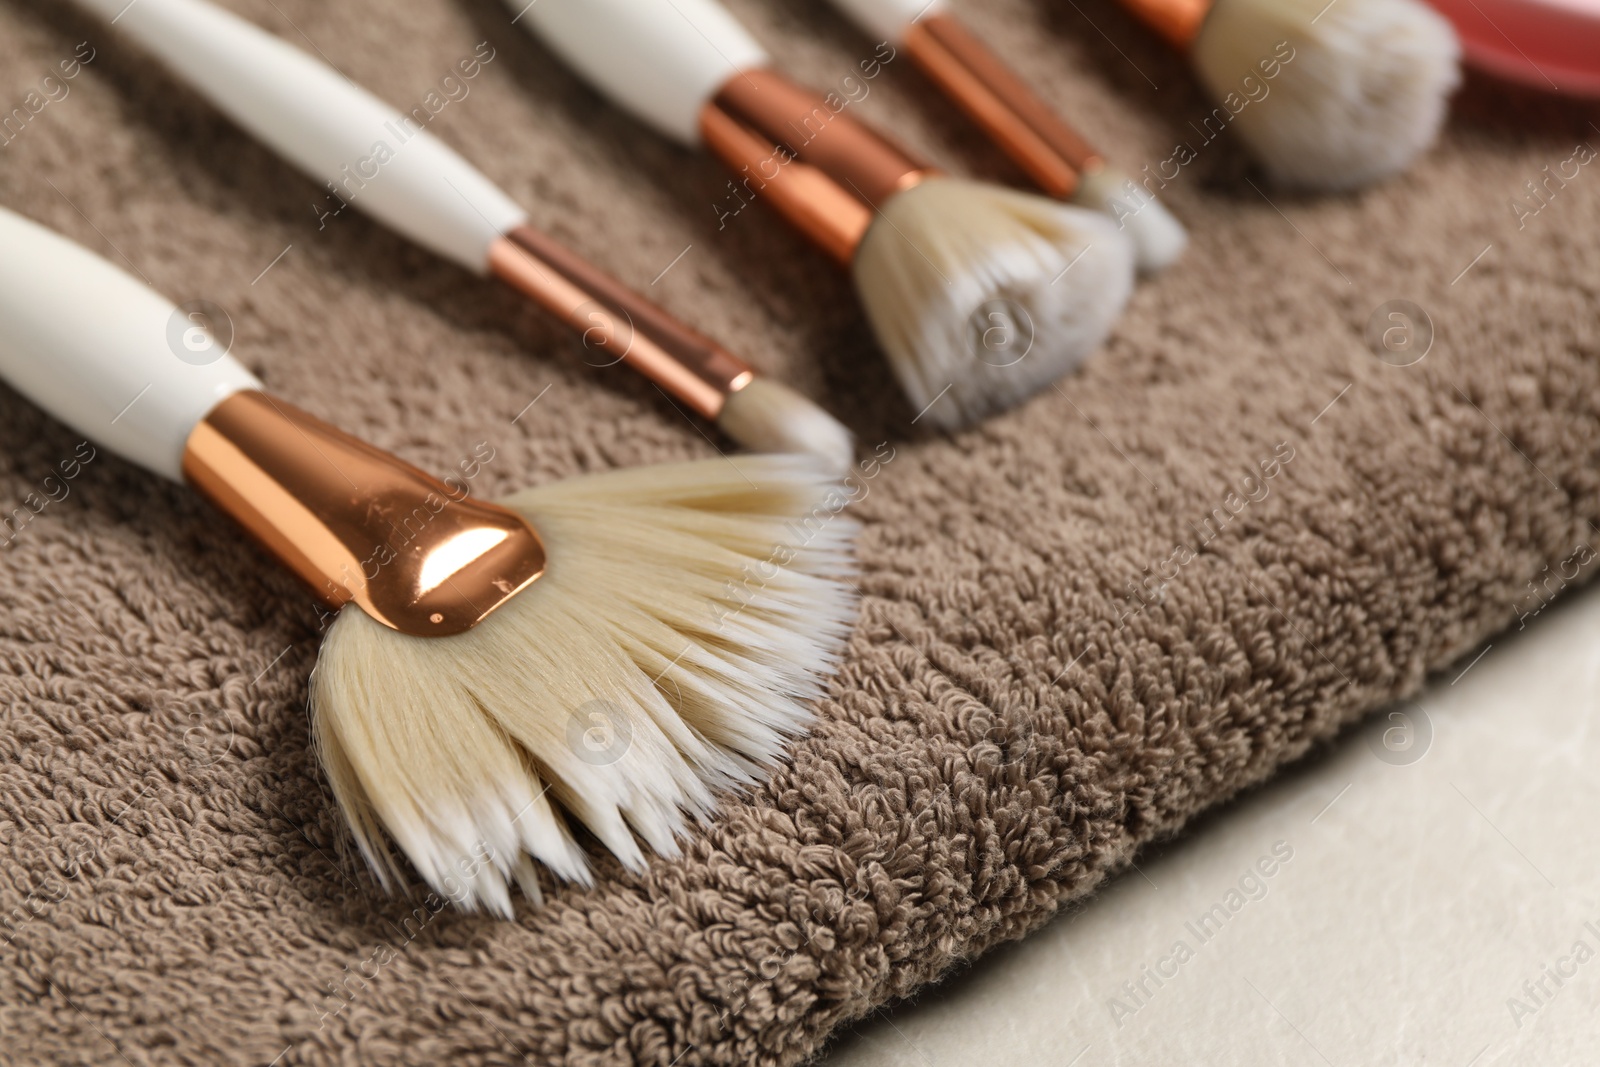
(181, 389), (545, 637)
(699, 68), (936, 267)
(488, 226), (753, 421)
(1117, 0), (1214, 51)
(903, 13), (1103, 200)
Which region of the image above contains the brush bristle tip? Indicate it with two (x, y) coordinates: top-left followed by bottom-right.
(1072, 166), (1188, 275)
(716, 377), (855, 476)
(854, 176), (1136, 429)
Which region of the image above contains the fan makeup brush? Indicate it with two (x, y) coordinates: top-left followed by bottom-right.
(68, 0), (853, 475)
(1116, 0), (1461, 189)
(822, 0), (1187, 274)
(512, 0), (1136, 431)
(0, 204), (860, 915)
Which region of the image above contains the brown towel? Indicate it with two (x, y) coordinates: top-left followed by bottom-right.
(1, 0), (1595, 1063)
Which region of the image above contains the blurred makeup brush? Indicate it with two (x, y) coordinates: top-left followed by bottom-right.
(68, 0), (853, 475)
(511, 0), (1136, 430)
(1117, 0), (1460, 189)
(823, 0), (1187, 273)
(0, 205), (859, 915)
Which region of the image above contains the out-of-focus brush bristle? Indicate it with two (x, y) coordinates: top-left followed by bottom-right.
(1072, 165), (1190, 274)
(312, 453), (860, 915)
(717, 378), (855, 476)
(1191, 0), (1460, 189)
(853, 177), (1135, 430)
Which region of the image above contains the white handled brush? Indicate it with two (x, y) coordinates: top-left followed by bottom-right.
(510, 0), (1136, 430)
(68, 0), (853, 475)
(0, 205), (860, 915)
(1118, 0), (1461, 189)
(824, 0), (1188, 274)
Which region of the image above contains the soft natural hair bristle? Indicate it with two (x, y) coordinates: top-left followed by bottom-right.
(853, 176), (1135, 431)
(1072, 165), (1189, 275)
(716, 377), (855, 476)
(1192, 0), (1460, 190)
(310, 454), (860, 916)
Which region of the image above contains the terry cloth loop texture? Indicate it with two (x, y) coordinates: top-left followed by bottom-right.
(1, 0), (1597, 1063)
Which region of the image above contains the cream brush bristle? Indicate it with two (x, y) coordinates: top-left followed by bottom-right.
(313, 453), (860, 914)
(718, 378), (856, 476)
(853, 178), (1135, 429)
(697, 74), (1137, 432)
(1123, 0), (1461, 189)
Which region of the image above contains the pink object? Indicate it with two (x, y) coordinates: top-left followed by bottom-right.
(1426, 0), (1600, 96)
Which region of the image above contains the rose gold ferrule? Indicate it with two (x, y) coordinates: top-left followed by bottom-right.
(904, 14), (1104, 200)
(181, 390), (545, 637)
(698, 68), (936, 267)
(1117, 0), (1213, 51)
(488, 226), (753, 421)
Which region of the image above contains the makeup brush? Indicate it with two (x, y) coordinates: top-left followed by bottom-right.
(511, 0), (1136, 430)
(822, 0), (1187, 274)
(1117, 0), (1460, 189)
(68, 0), (853, 475)
(0, 204), (860, 915)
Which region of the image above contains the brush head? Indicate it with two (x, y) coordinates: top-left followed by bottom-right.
(1072, 165), (1189, 275)
(310, 453), (860, 915)
(1192, 0), (1460, 190)
(716, 377), (854, 476)
(853, 176), (1135, 430)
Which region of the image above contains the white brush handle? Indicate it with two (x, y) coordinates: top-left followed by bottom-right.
(0, 208), (260, 481)
(511, 0), (769, 146)
(826, 0), (945, 42)
(69, 0), (527, 272)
